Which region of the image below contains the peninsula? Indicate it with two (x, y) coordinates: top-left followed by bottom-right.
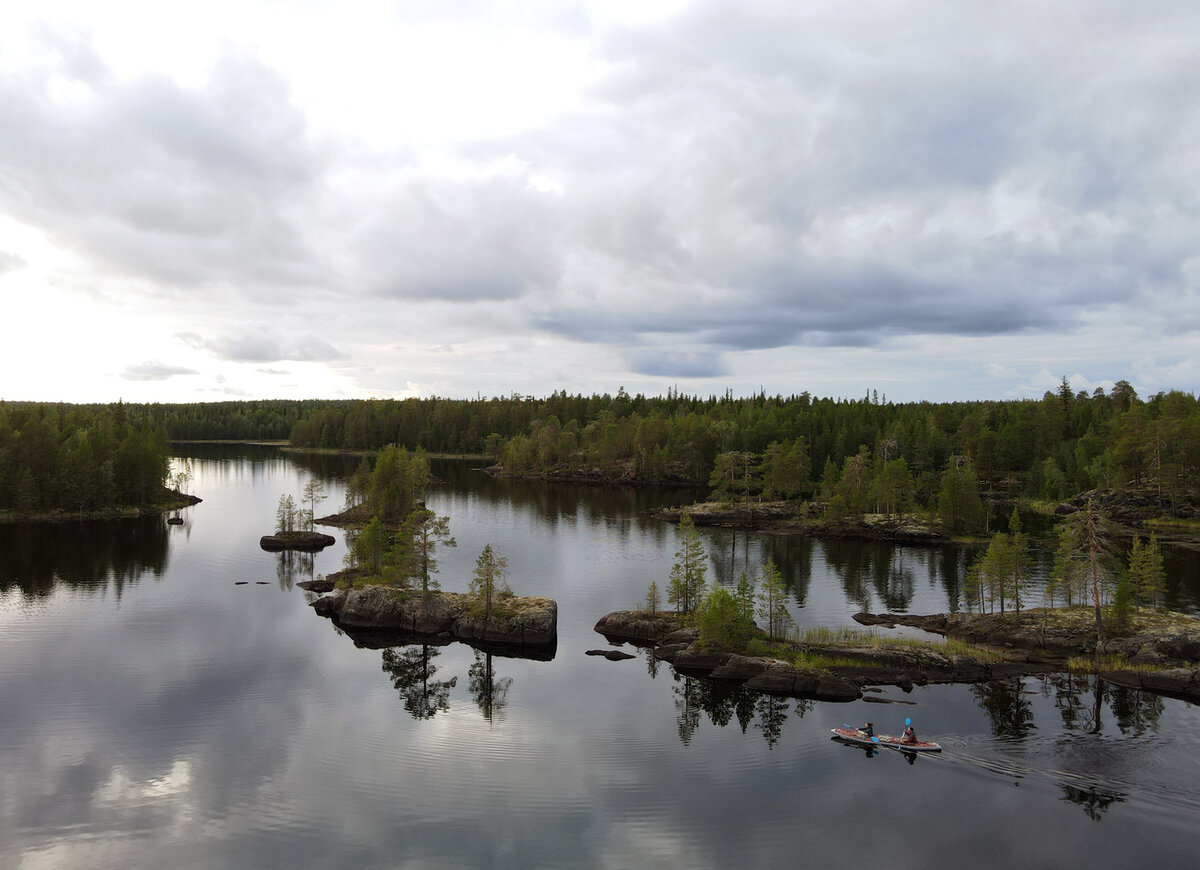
(594, 605), (1200, 703)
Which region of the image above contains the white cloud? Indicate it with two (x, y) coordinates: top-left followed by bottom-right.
(1, 1), (1198, 402)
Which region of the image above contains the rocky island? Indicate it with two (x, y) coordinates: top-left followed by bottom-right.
(648, 501), (946, 542)
(854, 606), (1200, 701)
(259, 530), (336, 551)
(309, 583), (558, 658)
(594, 605), (1200, 703)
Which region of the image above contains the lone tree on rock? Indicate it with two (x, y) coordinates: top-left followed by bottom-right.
(470, 544), (510, 621)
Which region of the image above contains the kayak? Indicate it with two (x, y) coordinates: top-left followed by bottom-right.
(830, 728), (942, 753)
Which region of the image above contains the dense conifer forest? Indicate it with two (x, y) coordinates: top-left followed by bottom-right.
(3, 380), (1197, 524)
(0, 402), (171, 513)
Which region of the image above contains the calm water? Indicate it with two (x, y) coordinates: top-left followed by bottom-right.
(1, 447), (1198, 869)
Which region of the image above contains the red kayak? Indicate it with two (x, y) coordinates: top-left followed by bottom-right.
(830, 728), (942, 753)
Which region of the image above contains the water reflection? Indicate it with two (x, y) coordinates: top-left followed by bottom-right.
(1061, 784), (1125, 821)
(1044, 674), (1164, 737)
(469, 651), (512, 723)
(668, 670), (813, 749)
(971, 679), (1037, 738)
(0, 516), (169, 598)
(381, 645), (457, 720)
(274, 550), (315, 590)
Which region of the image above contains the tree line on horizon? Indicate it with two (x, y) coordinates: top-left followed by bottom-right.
(4, 379), (1197, 522)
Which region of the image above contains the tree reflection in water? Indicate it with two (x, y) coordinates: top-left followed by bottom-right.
(971, 678), (1037, 738)
(469, 651), (512, 724)
(671, 672), (811, 748)
(381, 645), (457, 720)
(1061, 784), (1125, 821)
(0, 515), (169, 599)
(274, 549), (314, 590)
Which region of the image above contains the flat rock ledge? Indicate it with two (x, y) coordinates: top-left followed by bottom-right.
(648, 503), (944, 542)
(312, 585), (557, 656)
(594, 610), (1041, 703)
(854, 608), (1200, 702)
(260, 531), (337, 551)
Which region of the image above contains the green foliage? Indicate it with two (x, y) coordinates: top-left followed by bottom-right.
(1056, 497), (1118, 641)
(1112, 571), (1134, 633)
(1047, 524), (1086, 607)
(0, 404), (171, 514)
(1127, 533), (1166, 611)
(7, 381), (1200, 524)
(301, 478), (326, 531)
(644, 580), (661, 614)
(697, 587), (756, 652)
(350, 516), (388, 576)
(276, 494), (298, 534)
(756, 559), (794, 640)
(399, 508), (456, 593)
(938, 458), (985, 535)
(759, 438), (810, 500)
(366, 445), (430, 524)
(667, 511), (707, 614)
(469, 544), (509, 621)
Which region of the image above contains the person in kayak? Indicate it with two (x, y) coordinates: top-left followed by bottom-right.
(859, 722), (875, 738)
(901, 724), (917, 744)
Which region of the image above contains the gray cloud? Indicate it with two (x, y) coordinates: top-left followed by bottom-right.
(0, 43), (324, 294)
(121, 361), (197, 381)
(178, 331), (347, 362)
(629, 349), (729, 378)
(4, 3), (1200, 400)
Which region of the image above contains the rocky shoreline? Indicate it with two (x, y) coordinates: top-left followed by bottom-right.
(853, 606), (1200, 701)
(0, 491), (202, 525)
(593, 610), (1048, 703)
(647, 502), (947, 542)
(594, 604), (1200, 703)
(308, 584), (558, 657)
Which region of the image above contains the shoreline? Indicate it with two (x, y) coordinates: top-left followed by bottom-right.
(0, 491), (202, 525)
(595, 605), (1200, 703)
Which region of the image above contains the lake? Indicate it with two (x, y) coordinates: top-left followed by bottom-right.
(1, 446), (1198, 869)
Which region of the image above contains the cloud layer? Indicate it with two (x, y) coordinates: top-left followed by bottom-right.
(1, 1), (1197, 402)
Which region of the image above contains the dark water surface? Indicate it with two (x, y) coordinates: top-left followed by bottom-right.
(1, 447), (1198, 869)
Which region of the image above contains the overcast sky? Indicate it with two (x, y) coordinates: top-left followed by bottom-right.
(1, 1), (1197, 405)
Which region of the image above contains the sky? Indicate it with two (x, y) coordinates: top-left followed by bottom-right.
(1, 0), (1198, 405)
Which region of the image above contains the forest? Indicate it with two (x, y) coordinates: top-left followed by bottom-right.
(3, 379), (1198, 524)
(290, 381), (1198, 527)
(0, 402), (172, 513)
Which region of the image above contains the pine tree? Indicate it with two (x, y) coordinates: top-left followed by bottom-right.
(1128, 533), (1166, 612)
(470, 544), (509, 622)
(401, 508), (456, 593)
(644, 580), (661, 614)
(667, 510), (707, 615)
(757, 559), (794, 640)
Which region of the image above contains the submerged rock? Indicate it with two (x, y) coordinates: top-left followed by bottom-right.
(586, 649), (637, 661)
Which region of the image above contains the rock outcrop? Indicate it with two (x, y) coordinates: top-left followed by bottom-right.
(648, 502), (945, 542)
(854, 607), (1200, 701)
(312, 585), (558, 656)
(593, 610), (1043, 703)
(260, 531), (336, 551)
